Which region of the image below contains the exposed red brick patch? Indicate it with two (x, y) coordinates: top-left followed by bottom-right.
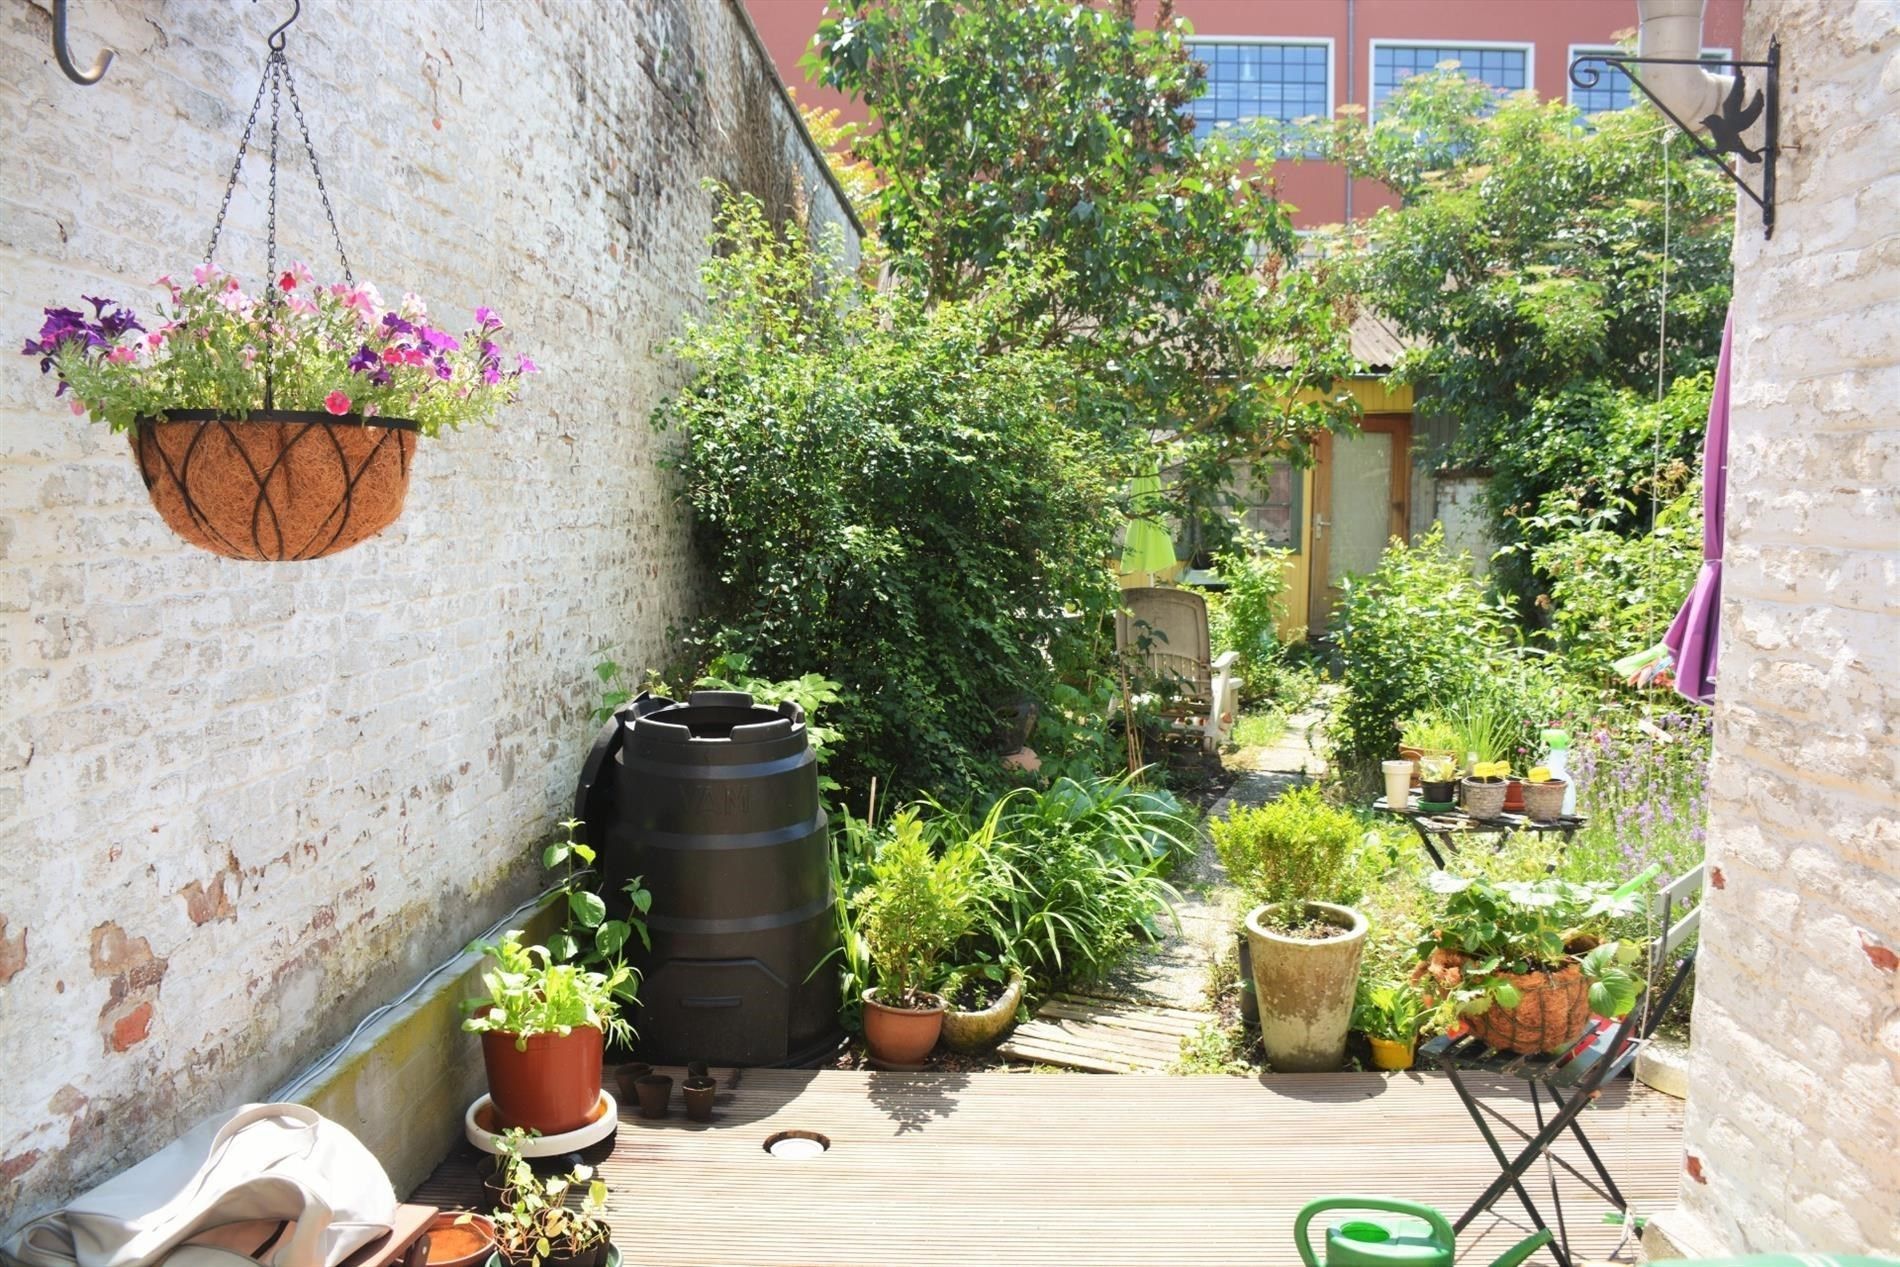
(1685, 1153), (1707, 1184)
(0, 915), (25, 983)
(110, 1001), (154, 1051)
(0, 1149), (43, 1184)
(181, 872), (237, 926)
(1708, 866), (1725, 890)
(1860, 929), (1898, 973)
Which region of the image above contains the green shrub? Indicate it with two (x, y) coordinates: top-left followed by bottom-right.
(1211, 785), (1369, 918)
(857, 810), (979, 1005)
(1208, 529), (1295, 701)
(1329, 525), (1507, 788)
(656, 192), (1118, 807)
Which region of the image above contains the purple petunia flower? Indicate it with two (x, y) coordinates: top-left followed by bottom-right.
(419, 327), (461, 353)
(347, 344), (380, 374)
(474, 306), (501, 328)
(516, 354), (538, 375)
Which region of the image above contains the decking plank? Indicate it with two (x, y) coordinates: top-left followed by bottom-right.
(413, 1068), (1682, 1266)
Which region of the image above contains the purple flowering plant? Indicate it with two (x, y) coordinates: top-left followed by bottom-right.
(21, 263), (536, 437)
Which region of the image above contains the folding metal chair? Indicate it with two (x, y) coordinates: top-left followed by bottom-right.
(1421, 864), (1703, 1267)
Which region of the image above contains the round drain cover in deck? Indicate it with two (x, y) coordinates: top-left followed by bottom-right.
(763, 1130), (829, 1159)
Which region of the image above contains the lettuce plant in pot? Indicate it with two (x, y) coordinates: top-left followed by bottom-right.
(1414, 868), (1654, 1054)
(486, 1129), (615, 1267)
(1212, 785), (1371, 1072)
(462, 931), (633, 1134)
(855, 810), (977, 1066)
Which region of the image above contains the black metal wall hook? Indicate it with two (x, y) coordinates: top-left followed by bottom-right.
(51, 0), (115, 85)
(1569, 40), (1780, 239)
(263, 0), (301, 51)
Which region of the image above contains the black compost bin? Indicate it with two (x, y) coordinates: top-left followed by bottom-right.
(575, 690), (841, 1067)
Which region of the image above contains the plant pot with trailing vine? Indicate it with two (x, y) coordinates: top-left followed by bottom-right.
(1352, 975), (1428, 1072)
(486, 1130), (616, 1267)
(462, 930), (634, 1135)
(1213, 786), (1372, 1072)
(857, 810), (977, 1066)
(1417, 753), (1461, 809)
(1414, 868), (1655, 1054)
(938, 959), (1026, 1053)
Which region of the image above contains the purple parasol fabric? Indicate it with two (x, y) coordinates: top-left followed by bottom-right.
(1664, 314), (1733, 705)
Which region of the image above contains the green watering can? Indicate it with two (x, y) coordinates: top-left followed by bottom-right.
(1295, 1197), (1552, 1267)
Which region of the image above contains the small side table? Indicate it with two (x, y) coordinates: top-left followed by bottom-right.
(1372, 793), (1587, 868)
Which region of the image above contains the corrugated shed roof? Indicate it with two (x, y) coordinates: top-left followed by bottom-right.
(1348, 310), (1421, 373)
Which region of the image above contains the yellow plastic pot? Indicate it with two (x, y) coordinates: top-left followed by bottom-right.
(1368, 1035), (1415, 1071)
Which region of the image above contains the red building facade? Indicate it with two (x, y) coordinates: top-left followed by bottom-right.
(743, 0), (1743, 227)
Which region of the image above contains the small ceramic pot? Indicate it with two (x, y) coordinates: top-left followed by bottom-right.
(682, 1076), (716, 1122)
(633, 1074), (672, 1120)
(1367, 1036), (1415, 1072)
(1503, 778), (1526, 813)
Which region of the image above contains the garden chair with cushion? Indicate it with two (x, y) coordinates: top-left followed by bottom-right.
(1114, 586), (1240, 753)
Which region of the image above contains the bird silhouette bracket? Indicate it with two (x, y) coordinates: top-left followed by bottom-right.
(1570, 38), (1779, 238)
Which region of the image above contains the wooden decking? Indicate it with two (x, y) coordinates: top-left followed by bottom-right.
(996, 990), (1207, 1071)
(413, 1068), (1683, 1266)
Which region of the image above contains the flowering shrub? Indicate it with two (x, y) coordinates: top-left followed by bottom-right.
(22, 263), (535, 436)
(1566, 708), (1710, 887)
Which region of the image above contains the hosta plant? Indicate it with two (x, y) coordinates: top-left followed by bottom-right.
(21, 263), (536, 434)
(462, 929), (634, 1049)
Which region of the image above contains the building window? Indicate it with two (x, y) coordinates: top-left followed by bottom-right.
(1568, 46), (1733, 114)
(1187, 40), (1331, 140)
(1233, 461), (1303, 552)
(1371, 43), (1530, 116)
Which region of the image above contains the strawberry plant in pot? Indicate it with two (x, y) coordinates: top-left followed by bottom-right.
(855, 810), (977, 1066)
(18, 19), (535, 562)
(462, 931), (633, 1135)
(1414, 868), (1654, 1054)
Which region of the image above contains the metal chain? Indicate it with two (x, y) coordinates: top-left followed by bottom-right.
(203, 59), (273, 265)
(280, 59), (354, 285)
(263, 52), (281, 410)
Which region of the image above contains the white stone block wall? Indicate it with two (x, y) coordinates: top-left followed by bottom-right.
(0, 0), (855, 1229)
(1661, 0), (1900, 1253)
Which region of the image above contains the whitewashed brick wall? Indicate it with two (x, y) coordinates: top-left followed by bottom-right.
(1660, 0), (1900, 1254)
(0, 0), (854, 1229)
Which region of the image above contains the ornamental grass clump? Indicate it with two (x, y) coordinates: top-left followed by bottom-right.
(22, 264), (536, 434)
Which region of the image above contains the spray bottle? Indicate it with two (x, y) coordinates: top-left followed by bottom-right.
(1540, 728), (1576, 815)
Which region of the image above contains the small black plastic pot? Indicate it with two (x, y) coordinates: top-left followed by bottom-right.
(634, 1074), (672, 1120)
(682, 1076), (716, 1122)
(1420, 779), (1458, 804)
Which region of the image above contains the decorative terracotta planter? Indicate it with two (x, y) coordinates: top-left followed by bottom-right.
(1522, 778), (1568, 822)
(939, 971), (1025, 1052)
(480, 1025), (603, 1135)
(1460, 777), (1507, 820)
(131, 412), (417, 561)
(1467, 964), (1591, 1054)
(862, 988), (946, 1065)
(1368, 1035), (1415, 1072)
(424, 1213), (496, 1267)
(1244, 901), (1368, 1073)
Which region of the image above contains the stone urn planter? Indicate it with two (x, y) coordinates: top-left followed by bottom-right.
(1244, 901), (1368, 1072)
(940, 970), (1025, 1052)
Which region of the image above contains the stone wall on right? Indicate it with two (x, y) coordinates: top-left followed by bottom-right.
(1655, 0), (1900, 1254)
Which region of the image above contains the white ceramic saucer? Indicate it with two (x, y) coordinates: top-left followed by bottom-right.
(463, 1090), (618, 1156)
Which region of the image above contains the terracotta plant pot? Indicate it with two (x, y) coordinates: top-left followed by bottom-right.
(1460, 777), (1507, 820)
(1244, 901), (1368, 1073)
(131, 413), (417, 561)
(1367, 1035), (1415, 1072)
(1466, 963), (1591, 1054)
(633, 1074), (672, 1120)
(1503, 778), (1526, 813)
(939, 970), (1026, 1052)
(612, 1062), (652, 1103)
(1396, 745), (1425, 789)
(861, 988), (946, 1065)
(1522, 778), (1568, 822)
(423, 1213), (495, 1267)
(682, 1076), (717, 1122)
(480, 1026), (603, 1135)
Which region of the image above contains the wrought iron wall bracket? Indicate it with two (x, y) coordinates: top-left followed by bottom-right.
(1570, 40), (1779, 238)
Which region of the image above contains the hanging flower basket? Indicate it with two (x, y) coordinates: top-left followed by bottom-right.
(20, 15), (534, 561)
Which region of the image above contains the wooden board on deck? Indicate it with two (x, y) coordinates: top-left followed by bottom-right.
(996, 990), (1207, 1072)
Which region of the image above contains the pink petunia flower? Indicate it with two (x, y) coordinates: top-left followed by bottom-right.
(70, 399), (87, 416)
(324, 390), (352, 415)
(193, 262), (222, 286)
(106, 345), (137, 365)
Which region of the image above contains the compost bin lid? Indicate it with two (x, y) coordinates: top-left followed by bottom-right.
(629, 691), (806, 744)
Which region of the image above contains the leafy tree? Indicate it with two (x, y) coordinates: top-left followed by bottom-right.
(808, 0), (1357, 522)
(1293, 71), (1732, 613)
(655, 193), (1118, 806)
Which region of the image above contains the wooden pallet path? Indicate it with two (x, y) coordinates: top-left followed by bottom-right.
(995, 989), (1208, 1072)
(413, 1067), (1683, 1267)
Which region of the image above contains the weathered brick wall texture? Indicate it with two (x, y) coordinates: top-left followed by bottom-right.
(0, 0), (853, 1230)
(1668, 0), (1900, 1253)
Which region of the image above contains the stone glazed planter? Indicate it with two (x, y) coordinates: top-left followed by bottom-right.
(1460, 776), (1507, 820)
(940, 971), (1025, 1052)
(132, 412), (417, 560)
(480, 1025), (603, 1135)
(862, 988), (946, 1066)
(1466, 964), (1591, 1054)
(1244, 901), (1368, 1073)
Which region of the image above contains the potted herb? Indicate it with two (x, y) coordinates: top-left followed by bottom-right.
(1521, 766), (1569, 822)
(938, 956), (1026, 1053)
(1460, 760), (1511, 820)
(1414, 869), (1652, 1054)
(1211, 785), (1370, 1072)
(21, 270), (535, 560)
(856, 810), (977, 1066)
(1397, 713), (1461, 787)
(1418, 753), (1461, 807)
(462, 931), (633, 1135)
(486, 1130), (615, 1267)
(1352, 976), (1428, 1072)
